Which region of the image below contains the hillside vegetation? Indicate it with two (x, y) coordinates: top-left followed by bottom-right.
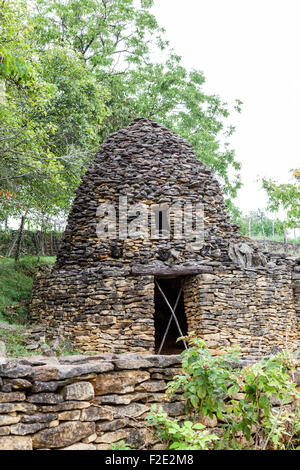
(0, 256), (56, 324)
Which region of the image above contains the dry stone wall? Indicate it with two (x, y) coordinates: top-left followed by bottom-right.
(187, 268), (298, 360)
(30, 269), (155, 354)
(255, 239), (300, 257)
(0, 354), (184, 450)
(293, 264), (300, 337)
(0, 354), (299, 450)
(53, 118), (242, 270)
(30, 261), (300, 357)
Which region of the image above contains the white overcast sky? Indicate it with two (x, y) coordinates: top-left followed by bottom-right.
(151, 0), (300, 215)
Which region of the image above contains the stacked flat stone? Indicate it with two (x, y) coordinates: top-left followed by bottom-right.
(29, 118), (299, 356)
(0, 355), (299, 450)
(0, 354), (184, 450)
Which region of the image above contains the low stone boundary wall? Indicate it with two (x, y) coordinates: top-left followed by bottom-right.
(0, 354), (299, 450)
(254, 239), (300, 256)
(0, 354), (183, 450)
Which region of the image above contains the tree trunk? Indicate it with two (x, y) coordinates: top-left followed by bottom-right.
(40, 213), (46, 257)
(50, 232), (54, 256)
(284, 229), (288, 255)
(33, 231), (42, 263)
(6, 232), (18, 257)
(260, 216), (266, 249)
(14, 214), (26, 263)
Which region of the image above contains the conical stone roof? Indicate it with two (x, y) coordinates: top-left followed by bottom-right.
(55, 118), (240, 271)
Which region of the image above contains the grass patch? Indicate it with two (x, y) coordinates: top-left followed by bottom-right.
(0, 325), (32, 357)
(0, 256), (56, 324)
(0, 324), (82, 358)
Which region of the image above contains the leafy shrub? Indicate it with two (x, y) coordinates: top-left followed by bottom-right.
(148, 333), (300, 450)
(147, 406), (219, 450)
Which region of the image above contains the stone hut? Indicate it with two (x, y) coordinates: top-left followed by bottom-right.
(29, 119), (299, 360)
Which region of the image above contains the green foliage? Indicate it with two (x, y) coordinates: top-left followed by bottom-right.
(224, 353), (300, 449)
(166, 334), (241, 419)
(0, 325), (31, 357)
(0, 0), (64, 221)
(32, 46), (109, 215)
(147, 406), (219, 450)
(39, 47), (108, 156)
(31, 0), (242, 201)
(0, 256), (55, 323)
(110, 440), (134, 450)
(156, 333), (300, 450)
(1, 0), (243, 225)
(236, 210), (285, 239)
(0, 0), (108, 222)
(262, 172), (300, 230)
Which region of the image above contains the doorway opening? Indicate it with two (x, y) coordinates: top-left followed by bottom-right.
(154, 277), (188, 355)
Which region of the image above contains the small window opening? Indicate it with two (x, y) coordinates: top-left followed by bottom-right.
(154, 209), (169, 234)
(158, 210), (163, 235)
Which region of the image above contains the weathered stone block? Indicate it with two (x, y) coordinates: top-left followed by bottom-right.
(95, 429), (128, 444)
(80, 406), (114, 422)
(0, 426), (10, 436)
(62, 382), (94, 401)
(10, 422), (49, 435)
(8, 379), (32, 390)
(28, 393), (64, 404)
(82, 432), (97, 443)
(136, 381), (166, 392)
(36, 400), (90, 413)
(112, 403), (149, 419)
(198, 414), (218, 428)
(94, 370), (150, 396)
(31, 380), (67, 393)
(58, 410), (81, 421)
(94, 393), (148, 405)
(60, 443), (96, 450)
(96, 419), (128, 433)
(0, 391), (26, 403)
(0, 362), (32, 378)
(0, 403), (36, 414)
(0, 436), (32, 450)
(32, 421), (95, 449)
(160, 401), (185, 417)
(32, 367), (58, 382)
(21, 413), (58, 424)
(0, 415), (20, 426)
(56, 361), (113, 380)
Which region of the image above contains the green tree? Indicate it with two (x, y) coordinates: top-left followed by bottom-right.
(31, 0), (242, 201)
(0, 1), (109, 227)
(34, 46), (109, 216)
(262, 172), (300, 230)
(238, 210), (285, 239)
(0, 0), (62, 222)
(38, 47), (108, 161)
